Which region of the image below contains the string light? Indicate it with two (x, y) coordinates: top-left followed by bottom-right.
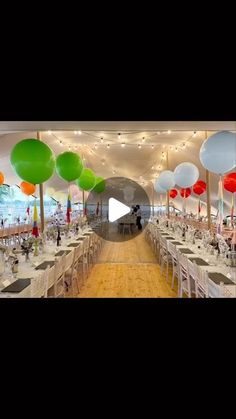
(142, 137), (145, 143)
(193, 131), (197, 137)
(59, 140), (63, 146)
(68, 145), (71, 151)
(158, 165), (162, 170)
(118, 133), (121, 140)
(78, 130), (82, 135)
(170, 146), (174, 150)
(175, 147), (178, 152)
(182, 142), (186, 149)
(112, 170), (116, 175)
(94, 144), (98, 149)
(74, 131), (77, 135)
(167, 130), (171, 134)
(100, 137), (104, 143)
(107, 144), (110, 149)
(121, 143), (125, 148)
(83, 157), (86, 161)
(162, 144), (166, 148)
(48, 130), (52, 135)
(102, 161), (105, 166)
(151, 145), (154, 149)
(151, 166), (155, 170)
(138, 144), (141, 149)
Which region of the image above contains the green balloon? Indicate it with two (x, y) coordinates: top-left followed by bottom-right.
(10, 139), (55, 184)
(76, 168), (96, 191)
(93, 176), (106, 193)
(56, 151), (83, 182)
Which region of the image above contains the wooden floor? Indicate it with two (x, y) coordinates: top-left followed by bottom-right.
(78, 231), (178, 298)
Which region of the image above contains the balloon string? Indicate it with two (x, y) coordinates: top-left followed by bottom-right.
(231, 193), (234, 226)
(217, 176), (224, 234)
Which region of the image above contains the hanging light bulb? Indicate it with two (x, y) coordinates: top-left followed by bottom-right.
(68, 145), (71, 151)
(121, 143), (125, 148)
(167, 130), (171, 134)
(157, 132), (161, 135)
(118, 133), (121, 140)
(78, 130), (82, 135)
(112, 170), (116, 175)
(182, 142), (186, 149)
(107, 144), (110, 149)
(94, 144), (98, 149)
(170, 146), (174, 150)
(59, 140), (63, 146)
(151, 166), (155, 170)
(138, 144), (141, 149)
(162, 144), (166, 148)
(142, 137), (145, 143)
(48, 130), (52, 135)
(175, 147), (178, 152)
(193, 131), (197, 137)
(151, 145), (154, 149)
(100, 137), (104, 143)
(74, 131), (77, 135)
(83, 157), (86, 161)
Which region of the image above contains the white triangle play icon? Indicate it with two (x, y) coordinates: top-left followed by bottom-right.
(108, 198), (130, 222)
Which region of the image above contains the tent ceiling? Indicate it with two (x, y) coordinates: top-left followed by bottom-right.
(0, 122), (235, 216)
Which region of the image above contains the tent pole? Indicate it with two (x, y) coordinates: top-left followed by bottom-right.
(205, 131), (211, 230)
(37, 131), (45, 233)
(166, 150), (170, 218)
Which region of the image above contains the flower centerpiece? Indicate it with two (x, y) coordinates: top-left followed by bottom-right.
(21, 237), (34, 262)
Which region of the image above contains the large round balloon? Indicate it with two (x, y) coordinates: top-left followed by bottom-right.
(20, 181), (36, 196)
(180, 188), (191, 198)
(76, 168), (96, 191)
(199, 131), (236, 175)
(10, 139), (55, 184)
(56, 152), (83, 182)
(193, 180), (206, 196)
(169, 189), (178, 199)
(174, 162), (199, 188)
(93, 177), (106, 193)
(154, 179), (166, 193)
(157, 170), (175, 191)
(0, 172), (4, 185)
(223, 172), (236, 193)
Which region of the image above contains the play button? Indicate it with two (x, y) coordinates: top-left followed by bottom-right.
(108, 198), (130, 222)
(85, 176), (151, 242)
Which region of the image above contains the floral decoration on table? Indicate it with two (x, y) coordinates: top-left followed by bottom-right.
(21, 237), (34, 261)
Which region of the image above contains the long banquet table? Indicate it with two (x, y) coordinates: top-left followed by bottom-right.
(151, 222), (236, 297)
(0, 228), (95, 297)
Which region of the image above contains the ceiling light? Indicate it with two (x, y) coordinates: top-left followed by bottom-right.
(167, 130), (171, 134)
(118, 133), (121, 139)
(182, 142), (186, 149)
(142, 137), (145, 143)
(94, 144), (98, 149)
(107, 144), (110, 149)
(78, 130), (82, 135)
(100, 137), (104, 143)
(59, 140), (63, 146)
(74, 131), (77, 135)
(175, 147), (178, 152)
(121, 143), (125, 148)
(151, 145), (154, 149)
(193, 131), (197, 137)
(138, 144), (141, 149)
(68, 146), (71, 151)
(170, 146), (174, 150)
(48, 130), (52, 135)
(151, 166), (155, 170)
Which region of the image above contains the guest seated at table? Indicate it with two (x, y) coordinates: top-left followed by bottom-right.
(136, 205), (142, 230)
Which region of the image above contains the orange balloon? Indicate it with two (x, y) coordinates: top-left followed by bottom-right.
(20, 181), (36, 196)
(0, 172), (4, 185)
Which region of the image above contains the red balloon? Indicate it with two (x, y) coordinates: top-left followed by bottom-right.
(169, 189), (178, 199)
(193, 180), (206, 196)
(180, 188), (191, 198)
(223, 173), (236, 193)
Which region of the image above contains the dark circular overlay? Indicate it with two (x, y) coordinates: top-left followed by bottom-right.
(86, 177), (151, 242)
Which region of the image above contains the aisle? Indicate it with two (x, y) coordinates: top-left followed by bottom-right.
(78, 231), (178, 298)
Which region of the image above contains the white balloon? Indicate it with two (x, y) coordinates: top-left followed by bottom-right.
(199, 131), (236, 174)
(154, 179), (167, 193)
(157, 170), (175, 191)
(174, 162), (199, 188)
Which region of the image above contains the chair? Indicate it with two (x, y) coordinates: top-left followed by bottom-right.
(168, 241), (179, 290)
(188, 260), (208, 298)
(177, 251), (195, 298)
(30, 266), (50, 298)
(159, 236), (172, 281)
(54, 254), (67, 297)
